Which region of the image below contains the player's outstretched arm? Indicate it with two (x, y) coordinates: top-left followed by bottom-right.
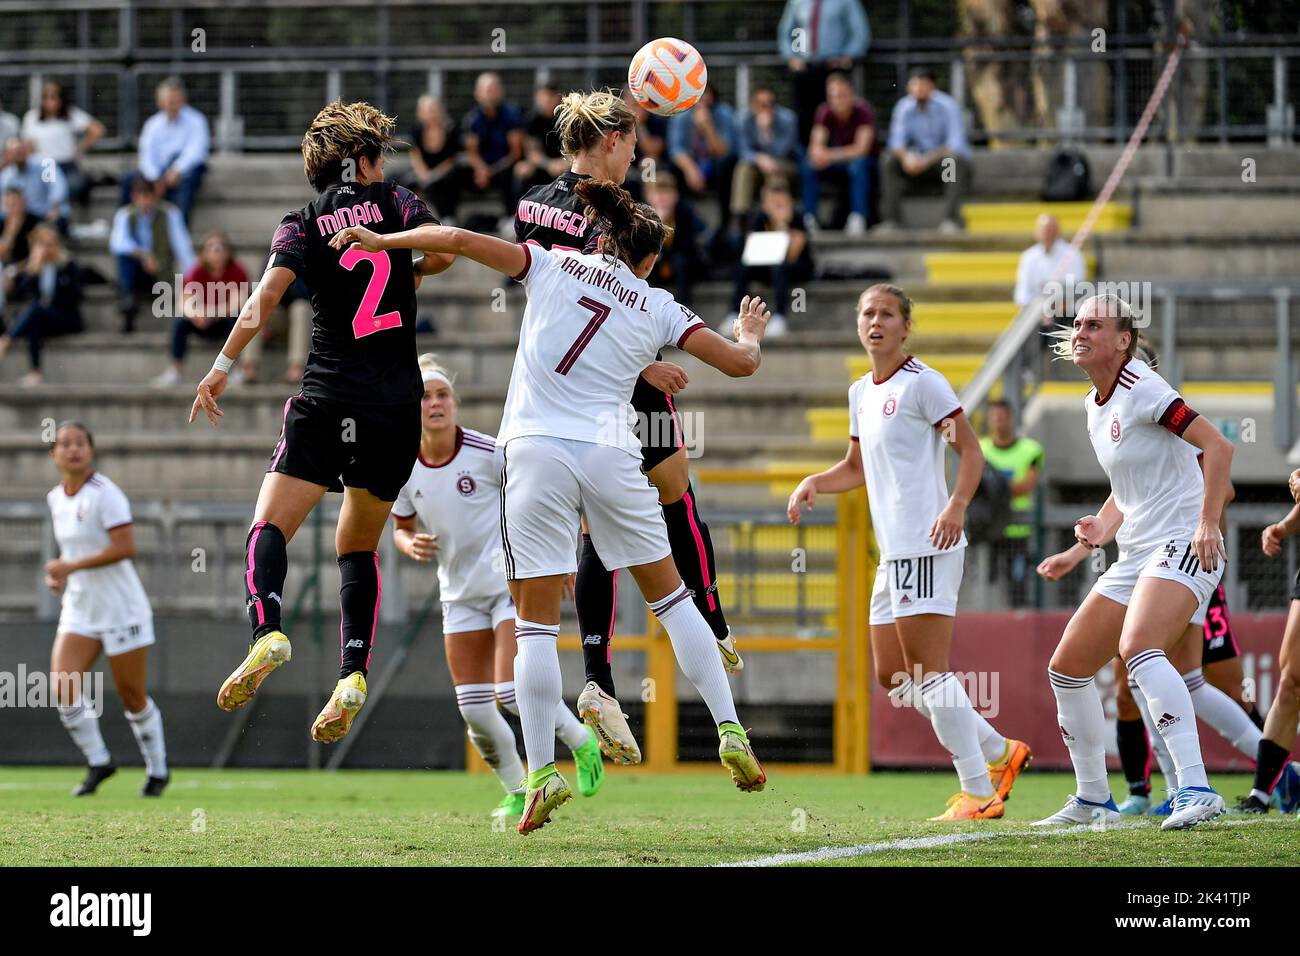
(787, 440), (865, 524)
(680, 294), (768, 377)
(330, 224), (525, 279)
(189, 265), (296, 427)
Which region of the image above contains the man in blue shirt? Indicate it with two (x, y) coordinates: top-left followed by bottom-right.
(0, 138), (69, 229)
(123, 78), (210, 224)
(777, 0), (870, 143)
(667, 85), (737, 233)
(461, 71), (525, 225)
(109, 176), (196, 333)
(731, 86), (801, 224)
(880, 68), (971, 233)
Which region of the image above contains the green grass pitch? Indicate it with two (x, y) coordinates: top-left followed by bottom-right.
(1, 766), (1295, 866)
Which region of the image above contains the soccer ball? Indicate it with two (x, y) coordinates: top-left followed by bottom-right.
(627, 37), (708, 116)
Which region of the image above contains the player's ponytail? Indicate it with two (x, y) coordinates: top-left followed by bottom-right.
(575, 178), (672, 270)
(554, 89), (636, 160)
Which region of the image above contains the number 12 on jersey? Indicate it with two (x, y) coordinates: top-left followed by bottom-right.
(554, 296), (612, 375)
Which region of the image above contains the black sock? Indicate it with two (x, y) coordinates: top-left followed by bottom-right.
(1247, 705), (1264, 730)
(1253, 738), (1291, 795)
(337, 551), (380, 679)
(1116, 717), (1152, 796)
(574, 534), (617, 697)
(661, 486), (728, 640)
(245, 521), (287, 642)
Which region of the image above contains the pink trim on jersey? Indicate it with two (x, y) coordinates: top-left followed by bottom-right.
(269, 395), (297, 472)
(682, 489), (717, 612)
(246, 520), (268, 626)
(665, 393), (683, 448)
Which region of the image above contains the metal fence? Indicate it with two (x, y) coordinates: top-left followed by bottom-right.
(1, 0), (1296, 153)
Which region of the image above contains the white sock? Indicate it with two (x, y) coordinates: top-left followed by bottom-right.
(1184, 668), (1263, 756)
(920, 672), (995, 798)
(649, 584), (738, 727)
(894, 676), (1007, 762)
(58, 701), (110, 767)
(1049, 669), (1111, 803)
(513, 620), (562, 774)
(125, 697), (167, 778)
(499, 680), (587, 751)
(457, 683), (525, 793)
(1128, 648), (1208, 789)
(1128, 677), (1177, 792)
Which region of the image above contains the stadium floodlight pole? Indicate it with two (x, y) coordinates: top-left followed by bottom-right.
(960, 30), (1189, 414)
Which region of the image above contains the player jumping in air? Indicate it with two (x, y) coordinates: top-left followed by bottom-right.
(45, 421), (169, 797)
(1033, 295), (1233, 831)
(189, 101), (455, 742)
(391, 354), (605, 819)
(330, 178), (769, 832)
(787, 284), (1033, 821)
(514, 90), (741, 763)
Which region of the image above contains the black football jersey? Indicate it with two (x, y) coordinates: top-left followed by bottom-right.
(514, 170), (599, 252)
(268, 180), (438, 405)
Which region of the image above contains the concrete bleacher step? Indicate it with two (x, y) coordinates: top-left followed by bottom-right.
(963, 201), (1132, 235)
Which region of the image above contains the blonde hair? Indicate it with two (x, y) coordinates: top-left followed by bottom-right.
(301, 100), (398, 192)
(417, 353), (457, 396)
(1046, 293), (1137, 361)
(554, 90), (636, 160)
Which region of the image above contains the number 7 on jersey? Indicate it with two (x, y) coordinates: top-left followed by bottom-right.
(555, 296), (612, 375)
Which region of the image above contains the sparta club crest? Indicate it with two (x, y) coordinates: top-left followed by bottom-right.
(882, 394), (899, 418)
(1110, 414), (1121, 442)
(456, 472), (477, 497)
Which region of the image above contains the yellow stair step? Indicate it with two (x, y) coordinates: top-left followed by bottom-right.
(924, 252), (1096, 286)
(1037, 380), (1276, 399)
(716, 572), (839, 610)
(963, 201), (1132, 235)
(910, 301), (1020, 338)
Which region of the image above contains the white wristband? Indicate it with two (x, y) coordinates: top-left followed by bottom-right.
(212, 352), (235, 375)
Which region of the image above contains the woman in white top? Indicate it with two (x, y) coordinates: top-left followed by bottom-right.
(1032, 294), (1234, 831)
(787, 284), (1031, 821)
(45, 421), (167, 797)
(21, 81), (104, 206)
(332, 178), (769, 833)
(392, 355), (604, 820)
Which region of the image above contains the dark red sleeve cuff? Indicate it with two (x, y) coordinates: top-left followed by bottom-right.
(933, 405), (963, 428)
(1158, 398), (1198, 436)
(850, 435), (860, 442)
(391, 512), (417, 521)
(677, 323), (706, 348)
(511, 243), (532, 283)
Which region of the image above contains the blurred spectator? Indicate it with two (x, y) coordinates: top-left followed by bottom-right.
(513, 84), (569, 205)
(123, 78), (209, 224)
(0, 224), (82, 387)
(397, 94), (461, 223)
(1015, 213), (1086, 329)
(624, 94), (669, 199)
(109, 176), (195, 334)
(800, 72), (876, 235)
(277, 278), (313, 385)
(731, 85), (801, 226)
(727, 181), (813, 338)
(643, 172), (705, 305)
(778, 0), (871, 143)
(153, 230), (259, 387)
(22, 80), (105, 208)
(0, 187), (39, 267)
(0, 138), (69, 229)
(460, 72), (525, 223)
(979, 399), (1044, 607)
(667, 86), (737, 232)
(0, 98), (17, 145)
(880, 68), (971, 234)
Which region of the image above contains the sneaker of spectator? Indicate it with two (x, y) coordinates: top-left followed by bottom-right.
(0, 138), (70, 232)
(460, 72), (526, 216)
(0, 223), (82, 385)
(397, 94), (461, 222)
(880, 67), (971, 231)
(800, 72), (876, 233)
(666, 86), (738, 233)
(109, 175), (196, 333)
(845, 212), (866, 235)
(121, 77), (209, 224)
(155, 229), (257, 386)
(731, 86), (802, 226)
(22, 80), (105, 209)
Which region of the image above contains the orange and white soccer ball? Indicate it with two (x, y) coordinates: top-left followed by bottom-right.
(627, 37), (708, 116)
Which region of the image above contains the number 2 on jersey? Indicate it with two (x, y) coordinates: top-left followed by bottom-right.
(555, 296), (612, 375)
(340, 246), (402, 339)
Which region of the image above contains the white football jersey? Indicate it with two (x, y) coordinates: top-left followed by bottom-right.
(1084, 357), (1204, 551)
(391, 427), (509, 603)
(497, 243), (707, 457)
(849, 356), (968, 561)
(46, 472), (152, 629)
